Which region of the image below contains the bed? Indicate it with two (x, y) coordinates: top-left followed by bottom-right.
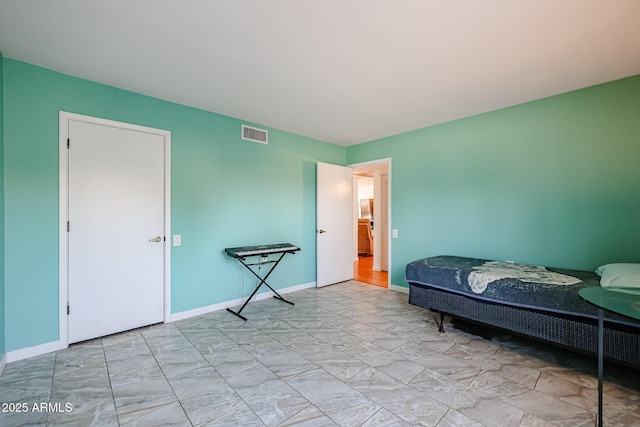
(406, 255), (640, 368)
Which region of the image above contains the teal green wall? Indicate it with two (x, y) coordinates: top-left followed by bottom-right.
(4, 56), (639, 355)
(3, 59), (345, 352)
(348, 75), (640, 287)
(0, 51), (5, 358)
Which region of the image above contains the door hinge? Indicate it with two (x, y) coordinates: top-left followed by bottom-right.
(67, 303), (70, 315)
(67, 138), (70, 148)
(67, 221), (70, 232)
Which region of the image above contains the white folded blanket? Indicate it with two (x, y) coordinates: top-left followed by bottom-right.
(466, 261), (581, 294)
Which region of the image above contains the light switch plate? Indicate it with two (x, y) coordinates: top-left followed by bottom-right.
(173, 235), (182, 246)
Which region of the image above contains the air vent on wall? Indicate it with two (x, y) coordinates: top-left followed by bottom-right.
(242, 124), (268, 144)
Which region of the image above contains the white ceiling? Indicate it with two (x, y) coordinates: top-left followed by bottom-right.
(1, 1), (639, 146)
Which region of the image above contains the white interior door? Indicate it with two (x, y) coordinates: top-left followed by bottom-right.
(68, 119), (165, 343)
(317, 162), (353, 287)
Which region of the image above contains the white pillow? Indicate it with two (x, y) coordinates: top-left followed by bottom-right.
(595, 263), (640, 288)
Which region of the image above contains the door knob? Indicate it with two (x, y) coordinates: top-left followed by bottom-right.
(149, 236), (162, 242)
(318, 229), (327, 234)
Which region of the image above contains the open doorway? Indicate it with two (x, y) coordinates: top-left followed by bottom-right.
(351, 159), (390, 288)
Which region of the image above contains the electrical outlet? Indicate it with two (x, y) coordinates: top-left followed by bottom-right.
(392, 229), (398, 238)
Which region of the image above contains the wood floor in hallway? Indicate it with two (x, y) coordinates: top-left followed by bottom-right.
(354, 255), (388, 287)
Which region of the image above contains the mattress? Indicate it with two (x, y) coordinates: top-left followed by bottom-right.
(405, 255), (635, 326)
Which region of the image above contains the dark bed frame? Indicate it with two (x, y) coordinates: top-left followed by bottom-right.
(408, 281), (640, 369)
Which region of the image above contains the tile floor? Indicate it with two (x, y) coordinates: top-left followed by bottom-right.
(1, 280), (639, 426)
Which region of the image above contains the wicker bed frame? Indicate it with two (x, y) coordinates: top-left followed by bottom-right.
(408, 265), (640, 369)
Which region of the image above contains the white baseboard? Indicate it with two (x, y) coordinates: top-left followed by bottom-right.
(171, 299), (238, 322)
(0, 352), (7, 376)
(6, 340), (63, 363)
(390, 283), (409, 294)
(171, 281), (316, 322)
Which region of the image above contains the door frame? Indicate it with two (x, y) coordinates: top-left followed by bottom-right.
(58, 111), (172, 347)
(349, 157), (392, 288)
